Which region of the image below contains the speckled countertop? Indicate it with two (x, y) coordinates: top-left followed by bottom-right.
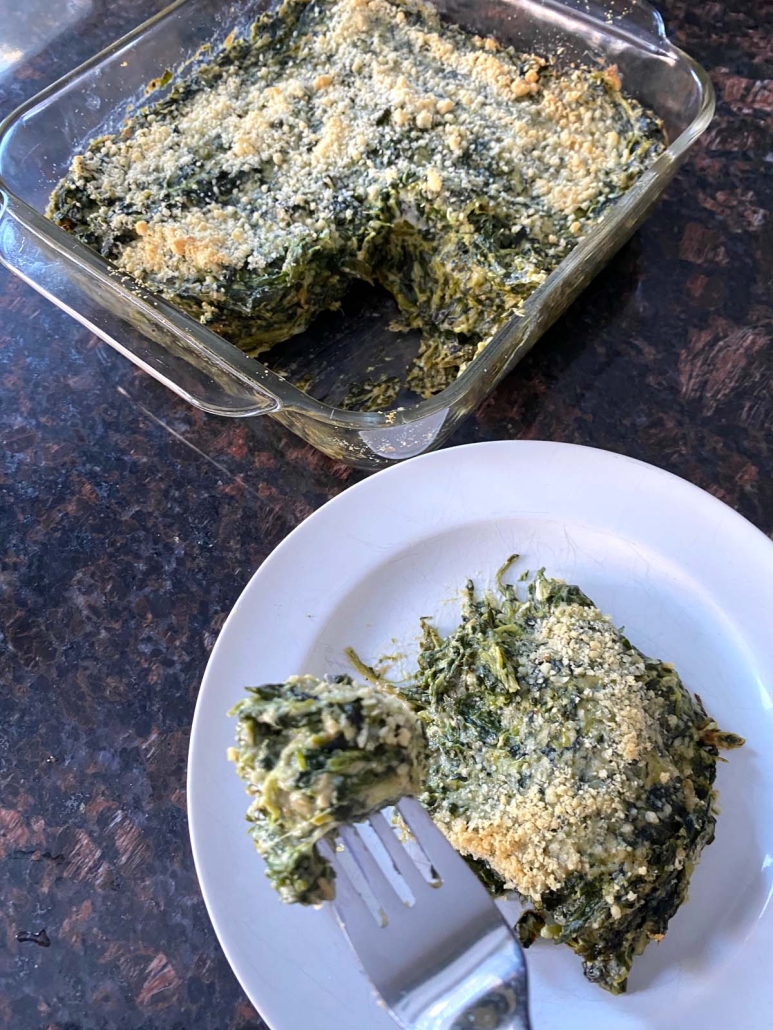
(0, 1), (771, 1027)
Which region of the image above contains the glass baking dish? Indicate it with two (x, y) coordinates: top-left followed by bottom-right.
(0, 0), (713, 468)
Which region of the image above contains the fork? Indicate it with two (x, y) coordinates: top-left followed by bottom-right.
(321, 797), (532, 1030)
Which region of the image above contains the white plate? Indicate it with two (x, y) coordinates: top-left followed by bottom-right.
(188, 441), (773, 1030)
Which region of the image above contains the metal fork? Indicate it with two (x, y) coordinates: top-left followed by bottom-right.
(322, 797), (532, 1030)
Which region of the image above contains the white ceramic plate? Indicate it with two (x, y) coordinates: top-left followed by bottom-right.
(188, 441), (773, 1030)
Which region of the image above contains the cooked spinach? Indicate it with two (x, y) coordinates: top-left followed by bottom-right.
(404, 563), (743, 993)
(48, 0), (664, 404)
(228, 674), (426, 904)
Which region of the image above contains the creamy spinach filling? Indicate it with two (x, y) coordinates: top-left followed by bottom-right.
(48, 0), (664, 404)
(228, 674), (426, 903)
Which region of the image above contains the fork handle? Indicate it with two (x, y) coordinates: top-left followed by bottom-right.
(408, 932), (531, 1030)
(443, 968), (531, 1029)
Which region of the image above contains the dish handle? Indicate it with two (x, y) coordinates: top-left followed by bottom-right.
(0, 191), (281, 417)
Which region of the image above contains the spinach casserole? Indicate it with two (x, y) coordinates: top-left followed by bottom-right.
(228, 674), (426, 903)
(228, 564), (742, 994)
(48, 0), (664, 403)
(399, 565), (743, 993)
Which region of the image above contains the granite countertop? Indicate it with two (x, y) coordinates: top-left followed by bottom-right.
(0, 1), (771, 1027)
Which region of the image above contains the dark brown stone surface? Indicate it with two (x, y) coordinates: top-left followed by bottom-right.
(0, 1), (771, 1027)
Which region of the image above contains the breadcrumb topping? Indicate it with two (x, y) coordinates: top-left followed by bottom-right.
(438, 599), (669, 900)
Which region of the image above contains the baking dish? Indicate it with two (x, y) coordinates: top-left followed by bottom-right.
(0, 0), (713, 468)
